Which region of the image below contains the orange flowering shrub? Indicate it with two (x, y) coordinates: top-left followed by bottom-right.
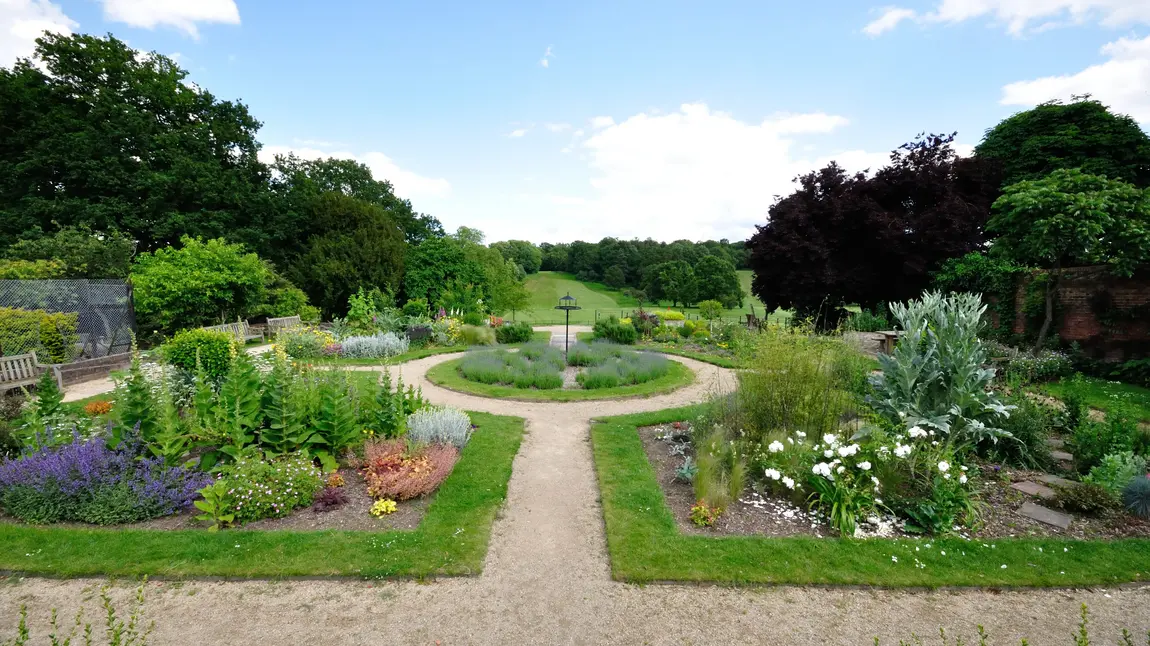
(359, 439), (459, 501)
(83, 400), (113, 416)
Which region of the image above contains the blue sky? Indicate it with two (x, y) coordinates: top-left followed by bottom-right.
(3, 0), (1149, 243)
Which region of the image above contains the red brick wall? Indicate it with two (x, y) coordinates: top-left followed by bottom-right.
(1013, 265), (1150, 360)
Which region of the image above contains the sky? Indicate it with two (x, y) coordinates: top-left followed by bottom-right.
(2, 0), (1149, 244)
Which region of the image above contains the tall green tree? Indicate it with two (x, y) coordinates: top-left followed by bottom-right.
(288, 193), (406, 317)
(651, 260), (698, 308)
(987, 168), (1150, 352)
(404, 236), (484, 306)
(3, 226), (136, 278)
(693, 255), (743, 308)
(0, 33), (272, 251)
(490, 240), (542, 274)
(976, 98), (1150, 188)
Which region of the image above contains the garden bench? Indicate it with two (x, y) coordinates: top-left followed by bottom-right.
(878, 330), (902, 355)
(202, 320), (264, 343)
(0, 351), (62, 392)
(267, 315), (302, 336)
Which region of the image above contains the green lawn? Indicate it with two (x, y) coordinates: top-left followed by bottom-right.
(1040, 376), (1150, 422)
(0, 411), (524, 578)
(426, 356), (695, 401)
(591, 406), (1150, 587)
(519, 271), (789, 326)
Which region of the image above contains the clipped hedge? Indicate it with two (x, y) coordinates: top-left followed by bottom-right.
(0, 307), (79, 362)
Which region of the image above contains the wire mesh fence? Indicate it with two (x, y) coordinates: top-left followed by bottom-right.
(0, 279), (135, 362)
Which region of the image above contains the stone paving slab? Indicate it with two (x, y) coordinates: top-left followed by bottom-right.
(1010, 481), (1057, 500)
(1037, 474), (1076, 488)
(1050, 450), (1074, 462)
(1018, 501), (1073, 529)
(1046, 437), (1065, 449)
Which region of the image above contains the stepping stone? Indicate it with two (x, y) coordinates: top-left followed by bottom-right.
(1046, 438), (1065, 449)
(1050, 450), (1074, 462)
(1037, 474), (1076, 488)
(1010, 481), (1057, 500)
(1018, 501), (1073, 529)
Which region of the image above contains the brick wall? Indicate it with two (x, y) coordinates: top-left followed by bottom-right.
(1013, 265), (1150, 360)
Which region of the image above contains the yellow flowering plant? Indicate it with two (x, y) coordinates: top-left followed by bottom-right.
(370, 499), (398, 516)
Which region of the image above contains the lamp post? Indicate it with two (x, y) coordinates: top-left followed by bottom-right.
(554, 292), (581, 355)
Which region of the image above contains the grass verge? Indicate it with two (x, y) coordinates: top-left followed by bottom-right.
(591, 406), (1150, 587)
(0, 411), (524, 578)
(426, 356), (695, 402)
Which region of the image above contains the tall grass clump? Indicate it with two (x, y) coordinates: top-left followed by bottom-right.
(460, 324), (496, 346)
(693, 426), (746, 516)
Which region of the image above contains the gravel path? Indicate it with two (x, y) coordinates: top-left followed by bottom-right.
(11, 331), (1150, 644)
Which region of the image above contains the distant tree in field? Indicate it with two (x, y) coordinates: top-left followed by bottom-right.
(976, 98), (1150, 188)
(404, 236), (483, 307)
(132, 237), (269, 335)
(697, 300), (724, 330)
(487, 259), (531, 318)
(694, 255), (743, 308)
(539, 242), (570, 271)
(747, 134), (1000, 323)
(289, 193), (406, 317)
(988, 168), (1150, 353)
(648, 260), (698, 308)
(0, 33), (272, 251)
(491, 240), (543, 274)
(3, 226), (136, 278)
(603, 266), (626, 288)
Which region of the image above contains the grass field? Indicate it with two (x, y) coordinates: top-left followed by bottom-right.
(1040, 376), (1150, 422)
(0, 411), (524, 578)
(517, 271), (787, 325)
(591, 406), (1150, 587)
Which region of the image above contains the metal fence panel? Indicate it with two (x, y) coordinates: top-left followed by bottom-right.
(0, 279), (135, 361)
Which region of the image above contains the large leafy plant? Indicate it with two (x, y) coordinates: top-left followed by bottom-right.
(869, 291), (1013, 452)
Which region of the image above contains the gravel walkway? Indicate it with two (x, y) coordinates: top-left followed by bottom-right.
(10, 332), (1150, 644)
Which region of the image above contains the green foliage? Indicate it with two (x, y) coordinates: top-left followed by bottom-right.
(987, 388), (1054, 469)
(844, 307), (890, 333)
(975, 97), (1150, 188)
(870, 292), (1014, 452)
(160, 329), (234, 381)
(3, 226), (135, 278)
(592, 316), (638, 344)
(693, 255), (744, 308)
(215, 351), (264, 456)
(1072, 404), (1138, 474)
(0, 258), (65, 279)
(402, 298), (429, 317)
(1054, 482), (1120, 515)
(212, 454), (324, 523)
(693, 426), (746, 516)
(1123, 476), (1150, 519)
(403, 235), (485, 307)
(2, 581), (154, 646)
(276, 326), (331, 359)
(697, 300), (724, 323)
(461, 312), (484, 326)
(312, 373), (359, 456)
(254, 269), (316, 321)
(494, 321), (534, 344)
(32, 370), (63, 420)
(118, 353), (158, 443)
(490, 240), (543, 274)
(647, 260), (698, 308)
(0, 308), (78, 361)
(1083, 451), (1147, 495)
(193, 480), (235, 531)
(460, 325), (496, 346)
(932, 252), (1029, 337)
(132, 236), (269, 336)
(259, 355), (311, 456)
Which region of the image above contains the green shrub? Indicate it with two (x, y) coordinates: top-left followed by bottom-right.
(679, 320), (696, 338)
(655, 310), (685, 321)
(161, 329), (235, 380)
(692, 328), (711, 342)
(1072, 403), (1137, 474)
(983, 389), (1054, 469)
(0, 258), (66, 279)
(1054, 482), (1120, 515)
(462, 312), (485, 326)
(0, 307), (79, 361)
(460, 324), (495, 346)
(402, 298), (429, 317)
(277, 326), (332, 359)
(1083, 451), (1147, 494)
(845, 307), (889, 332)
(592, 316), (637, 344)
(495, 321), (533, 344)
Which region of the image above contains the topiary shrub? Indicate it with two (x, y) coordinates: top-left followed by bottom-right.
(1122, 476), (1150, 519)
(495, 321), (533, 344)
(161, 329), (234, 380)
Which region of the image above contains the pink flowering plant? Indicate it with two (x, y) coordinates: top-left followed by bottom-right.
(207, 453), (324, 524)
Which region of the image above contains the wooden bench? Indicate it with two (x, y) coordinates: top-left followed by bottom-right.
(0, 351), (62, 392)
(202, 320), (264, 343)
(266, 315), (302, 336)
(878, 330), (903, 355)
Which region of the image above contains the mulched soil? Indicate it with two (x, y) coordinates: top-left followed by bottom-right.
(638, 423), (1150, 541)
(0, 467), (429, 533)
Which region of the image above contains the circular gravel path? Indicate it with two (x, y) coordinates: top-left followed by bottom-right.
(9, 327), (1150, 644)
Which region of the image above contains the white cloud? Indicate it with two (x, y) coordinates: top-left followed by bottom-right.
(1001, 35), (1150, 122)
(590, 115), (615, 129)
(544, 122), (571, 132)
(863, 7), (916, 35)
(508, 128), (529, 138)
(259, 145), (451, 201)
(0, 0), (76, 67)
(514, 103), (886, 242)
(865, 0), (1150, 35)
(101, 0), (240, 38)
(540, 45), (553, 68)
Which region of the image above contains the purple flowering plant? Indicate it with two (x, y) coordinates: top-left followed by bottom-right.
(0, 426), (211, 525)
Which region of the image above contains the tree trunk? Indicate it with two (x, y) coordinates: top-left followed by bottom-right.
(1031, 264), (1058, 356)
